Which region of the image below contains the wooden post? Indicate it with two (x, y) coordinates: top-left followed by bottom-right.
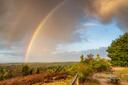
(76, 77), (79, 85)
(70, 74), (78, 85)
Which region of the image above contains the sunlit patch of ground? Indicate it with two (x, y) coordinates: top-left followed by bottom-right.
(83, 79), (100, 85)
(33, 78), (71, 85)
(93, 67), (128, 85)
(113, 67), (128, 85)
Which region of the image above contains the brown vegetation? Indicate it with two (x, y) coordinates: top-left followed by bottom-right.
(0, 72), (67, 85)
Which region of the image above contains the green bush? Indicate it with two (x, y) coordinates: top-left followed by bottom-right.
(78, 63), (94, 82)
(64, 64), (78, 75)
(77, 54), (111, 82)
(0, 67), (13, 80)
(92, 58), (111, 72)
(22, 65), (30, 76)
(83, 54), (111, 72)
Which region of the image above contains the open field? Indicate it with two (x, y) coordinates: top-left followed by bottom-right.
(0, 62), (77, 79)
(0, 62), (76, 85)
(0, 63), (128, 85)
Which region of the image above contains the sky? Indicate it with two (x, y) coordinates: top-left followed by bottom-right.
(0, 0), (127, 63)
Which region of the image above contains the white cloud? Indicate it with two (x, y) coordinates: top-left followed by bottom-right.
(83, 23), (98, 27)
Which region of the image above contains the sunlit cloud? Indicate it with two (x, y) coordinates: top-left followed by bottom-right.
(83, 23), (98, 27)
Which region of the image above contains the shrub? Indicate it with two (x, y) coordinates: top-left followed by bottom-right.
(0, 67), (13, 80)
(36, 68), (40, 74)
(92, 58), (111, 72)
(65, 64), (78, 76)
(22, 65), (30, 76)
(78, 63), (94, 82)
(82, 54), (111, 72)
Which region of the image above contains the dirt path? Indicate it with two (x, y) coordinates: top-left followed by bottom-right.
(97, 78), (109, 85)
(93, 73), (110, 85)
(93, 73), (128, 85)
(120, 81), (128, 85)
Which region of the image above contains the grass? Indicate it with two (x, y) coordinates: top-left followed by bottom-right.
(113, 68), (128, 74)
(113, 67), (128, 82)
(121, 77), (128, 82)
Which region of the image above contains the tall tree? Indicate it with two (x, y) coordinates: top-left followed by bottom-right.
(107, 33), (128, 66)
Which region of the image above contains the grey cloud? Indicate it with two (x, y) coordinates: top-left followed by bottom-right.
(0, 0), (63, 51)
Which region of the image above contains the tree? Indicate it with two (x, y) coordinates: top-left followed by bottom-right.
(107, 33), (128, 66)
(36, 68), (40, 74)
(80, 54), (84, 63)
(87, 54), (94, 59)
(22, 65), (30, 76)
(85, 54), (94, 63)
(29, 68), (33, 75)
(96, 54), (100, 61)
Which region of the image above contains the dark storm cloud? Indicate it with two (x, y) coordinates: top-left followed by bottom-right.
(116, 8), (128, 32)
(0, 0), (64, 60)
(0, 0), (63, 46)
(0, 0), (65, 61)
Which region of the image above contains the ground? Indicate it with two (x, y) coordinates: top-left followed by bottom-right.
(33, 78), (71, 85)
(34, 67), (128, 85)
(93, 67), (128, 85)
(0, 66), (128, 85)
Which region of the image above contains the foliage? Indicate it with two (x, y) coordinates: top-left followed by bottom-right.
(86, 54), (94, 61)
(0, 63), (77, 81)
(22, 65), (31, 76)
(64, 64), (78, 75)
(0, 67), (13, 80)
(80, 54), (84, 63)
(78, 54), (111, 82)
(78, 63), (94, 82)
(47, 65), (64, 73)
(107, 33), (128, 66)
(83, 54), (111, 72)
(92, 55), (111, 72)
(36, 67), (40, 74)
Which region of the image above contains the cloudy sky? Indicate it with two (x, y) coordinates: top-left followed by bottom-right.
(0, 0), (127, 63)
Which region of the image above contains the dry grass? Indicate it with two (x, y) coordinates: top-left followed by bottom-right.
(34, 78), (71, 85)
(112, 67), (128, 71)
(113, 67), (128, 83)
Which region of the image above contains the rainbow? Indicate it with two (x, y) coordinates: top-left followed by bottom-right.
(25, 1), (65, 62)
